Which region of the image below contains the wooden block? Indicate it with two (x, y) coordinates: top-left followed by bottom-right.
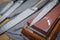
(27, 3), (60, 37)
(22, 20), (60, 40)
(22, 25), (44, 40)
(32, 0), (45, 8)
(0, 33), (12, 40)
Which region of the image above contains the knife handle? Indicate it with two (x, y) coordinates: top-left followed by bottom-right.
(36, 0), (49, 9)
(0, 16), (9, 26)
(32, 0), (49, 9)
(32, 0), (44, 8)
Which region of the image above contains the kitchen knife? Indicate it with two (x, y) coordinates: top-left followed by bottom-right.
(0, 0), (26, 22)
(29, 0), (58, 27)
(0, 0), (49, 34)
(0, 0), (17, 14)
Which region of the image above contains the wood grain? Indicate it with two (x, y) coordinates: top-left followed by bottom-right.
(0, 16), (9, 26)
(0, 33), (12, 40)
(22, 20), (60, 40)
(27, 3), (60, 35)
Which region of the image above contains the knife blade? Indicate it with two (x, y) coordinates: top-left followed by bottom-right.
(0, 0), (26, 22)
(0, 0), (19, 15)
(30, 0), (58, 27)
(0, 0), (49, 34)
(0, 1), (14, 14)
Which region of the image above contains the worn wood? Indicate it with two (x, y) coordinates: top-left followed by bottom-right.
(0, 33), (12, 40)
(0, 16), (12, 40)
(22, 24), (45, 40)
(22, 20), (60, 40)
(27, 3), (60, 36)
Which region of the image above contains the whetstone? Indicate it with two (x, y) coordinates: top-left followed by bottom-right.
(27, 3), (60, 37)
(22, 20), (60, 40)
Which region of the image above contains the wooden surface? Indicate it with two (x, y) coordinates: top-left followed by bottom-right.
(22, 20), (60, 40)
(27, 3), (60, 35)
(0, 33), (12, 40)
(32, 0), (44, 8)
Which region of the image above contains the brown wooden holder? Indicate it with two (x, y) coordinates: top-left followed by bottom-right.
(27, 3), (60, 36)
(22, 3), (60, 40)
(22, 20), (60, 40)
